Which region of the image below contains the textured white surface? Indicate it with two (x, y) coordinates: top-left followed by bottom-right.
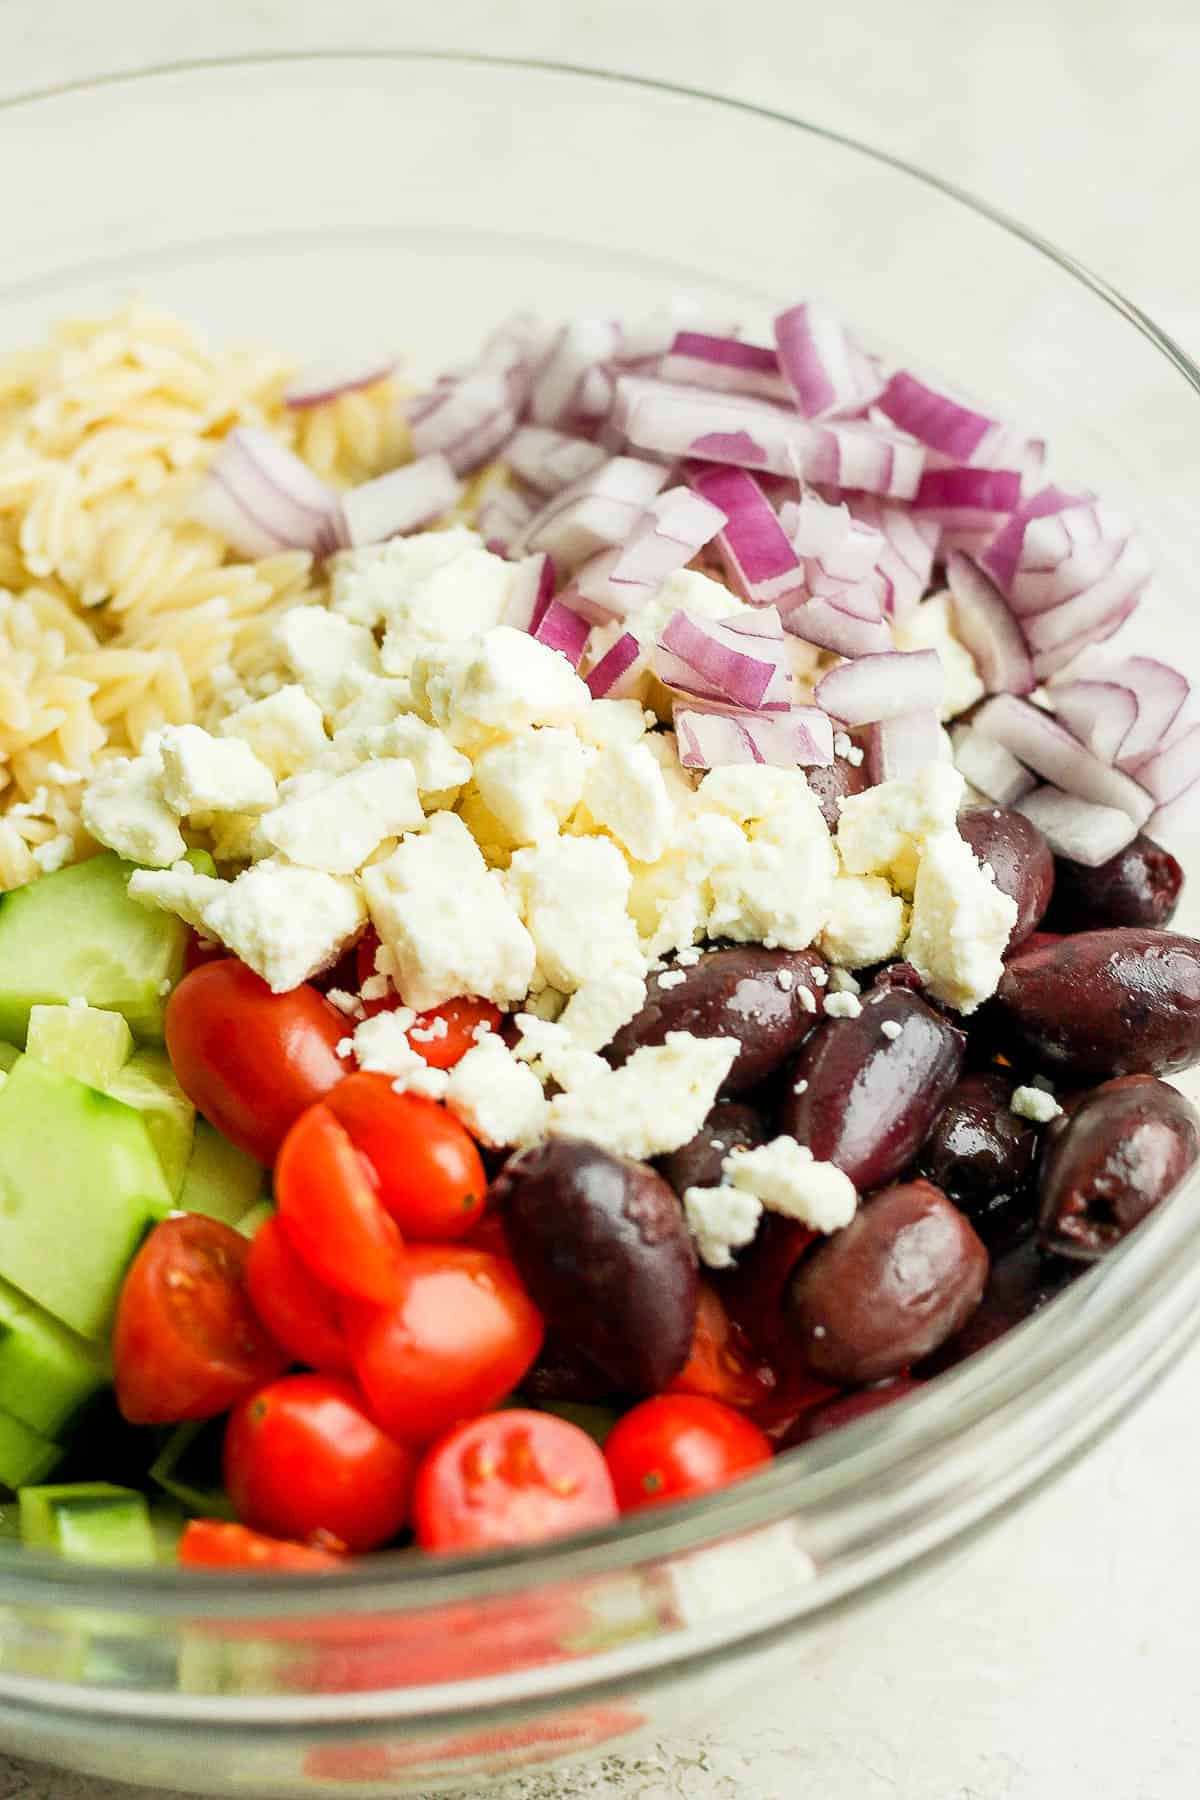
(1, 3), (1198, 1796)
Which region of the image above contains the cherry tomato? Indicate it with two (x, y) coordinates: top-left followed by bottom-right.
(326, 1073), (486, 1241)
(276, 1104), (405, 1307)
(604, 1395), (773, 1513)
(165, 960), (347, 1164)
(346, 1247), (544, 1444)
(412, 1409), (618, 1553)
(668, 1282), (777, 1411)
(113, 1216), (288, 1426)
(246, 1216), (352, 1374)
(464, 1210), (513, 1261)
(182, 930), (226, 975)
(719, 1216), (818, 1353)
(354, 929), (502, 1061)
(179, 1519), (346, 1572)
(223, 1375), (415, 1553)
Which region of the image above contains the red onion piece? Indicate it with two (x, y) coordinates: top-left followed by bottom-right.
(689, 466), (804, 607)
(531, 598), (591, 668)
(530, 319), (621, 429)
(844, 494), (940, 623)
(522, 456), (669, 569)
(950, 724), (1037, 805)
(1098, 655), (1190, 767)
(656, 607), (791, 711)
(912, 466), (1023, 537)
(1007, 501), (1143, 616)
(781, 597), (894, 658)
(1148, 782), (1200, 845)
(675, 703), (834, 769)
(1015, 788), (1139, 866)
(980, 485), (1089, 592)
(774, 303), (882, 420)
(566, 486), (725, 624)
(340, 455), (460, 547)
(1019, 536), (1152, 655)
(866, 708), (944, 783)
(1048, 679), (1138, 763)
(504, 552), (557, 633)
(285, 356), (395, 409)
(944, 551), (1035, 695)
(616, 307), (741, 370)
(1031, 594), (1141, 683)
(659, 332), (790, 404)
(1124, 721), (1200, 806)
(585, 631), (643, 699)
(201, 427), (345, 558)
(505, 426), (607, 496)
(815, 650), (945, 727)
(477, 484), (537, 556)
(971, 694), (1153, 825)
(876, 371), (1036, 471)
(781, 490), (886, 620)
(409, 372), (517, 475)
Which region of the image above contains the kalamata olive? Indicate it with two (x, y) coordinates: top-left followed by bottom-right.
(779, 987), (966, 1191)
(992, 929), (1200, 1080)
(661, 1100), (768, 1198)
(493, 1139), (697, 1394)
(779, 1375), (924, 1448)
(804, 755), (870, 831)
(784, 1180), (988, 1385)
(957, 805), (1054, 949)
(608, 946), (827, 1094)
(1045, 834), (1183, 934)
(1037, 1073), (1200, 1260)
(921, 1236), (1078, 1371)
(916, 1070), (1040, 1249)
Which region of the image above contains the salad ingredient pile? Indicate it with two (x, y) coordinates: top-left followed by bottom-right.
(0, 296), (1195, 1572)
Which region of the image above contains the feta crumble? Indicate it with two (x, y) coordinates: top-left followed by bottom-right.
(445, 1034), (549, 1147)
(824, 991), (863, 1019)
(81, 752), (185, 869)
(258, 760), (423, 874)
(201, 860), (367, 992)
(540, 1031), (739, 1160)
(725, 1137), (858, 1233)
(1011, 1084), (1064, 1123)
(350, 1010), (449, 1100)
(904, 829), (1017, 1013)
(157, 725), (278, 817)
(684, 1183), (763, 1270)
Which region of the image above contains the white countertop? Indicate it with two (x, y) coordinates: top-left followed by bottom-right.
(2, 4), (1198, 1797)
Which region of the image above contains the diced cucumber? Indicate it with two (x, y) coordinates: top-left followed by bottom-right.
(0, 1274), (109, 1438)
(0, 1410), (60, 1490)
(149, 1500), (186, 1565)
(235, 1199), (274, 1241)
(26, 1002), (134, 1090)
(108, 1048), (195, 1200)
(149, 1419), (234, 1521)
(19, 1483), (156, 1566)
(179, 1119), (264, 1227)
(532, 1400), (619, 1447)
(0, 1044), (18, 1075)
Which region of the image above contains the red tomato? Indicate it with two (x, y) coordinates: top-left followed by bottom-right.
(346, 1247), (544, 1444)
(718, 1216), (818, 1352)
(246, 1216), (352, 1374)
(412, 1409), (618, 1553)
(464, 1210), (513, 1261)
(223, 1375), (415, 1553)
(112, 1216), (288, 1426)
(604, 1395), (773, 1513)
(668, 1282), (777, 1411)
(276, 1104), (406, 1307)
(354, 929), (502, 1061)
(182, 930), (226, 975)
(165, 960), (347, 1164)
(326, 1073), (486, 1241)
(179, 1519), (346, 1572)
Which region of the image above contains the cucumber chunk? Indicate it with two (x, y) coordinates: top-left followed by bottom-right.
(19, 1483), (156, 1565)
(0, 1274), (109, 1437)
(108, 1048), (195, 1200)
(26, 1003), (134, 1090)
(149, 1419), (234, 1521)
(178, 1119), (264, 1227)
(0, 1411), (61, 1490)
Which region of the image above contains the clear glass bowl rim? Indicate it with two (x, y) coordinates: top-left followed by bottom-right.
(0, 46), (1195, 1633)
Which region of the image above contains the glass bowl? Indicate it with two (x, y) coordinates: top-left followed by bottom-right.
(0, 51), (1197, 1799)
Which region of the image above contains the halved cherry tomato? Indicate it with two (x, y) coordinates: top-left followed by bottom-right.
(354, 929), (501, 1061)
(718, 1216), (818, 1353)
(246, 1216), (352, 1374)
(113, 1216), (288, 1425)
(179, 1519), (346, 1572)
(326, 1073), (486, 1241)
(604, 1394), (773, 1513)
(165, 960), (347, 1164)
(668, 1282), (777, 1411)
(345, 1247), (544, 1444)
(276, 1104), (405, 1307)
(224, 1375), (415, 1553)
(412, 1409), (617, 1553)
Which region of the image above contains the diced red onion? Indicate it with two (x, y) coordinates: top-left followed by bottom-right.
(1048, 679), (1138, 763)
(1148, 782), (1200, 845)
(585, 631), (643, 698)
(866, 708), (944, 783)
(1104, 656), (1190, 767)
(912, 467), (1023, 538)
(409, 373), (517, 474)
(285, 356), (395, 409)
(1031, 596), (1140, 683)
(505, 426), (608, 496)
(522, 456), (669, 569)
(971, 694), (1153, 825)
(340, 454), (460, 548)
(199, 427), (345, 558)
(477, 484), (537, 556)
(876, 372), (1037, 471)
(530, 319), (622, 429)
(615, 307), (741, 370)
(504, 552), (556, 633)
(944, 551), (1035, 695)
(980, 486), (1089, 592)
(675, 703), (834, 769)
(656, 607), (791, 711)
(569, 485), (726, 625)
(844, 495), (940, 623)
(1015, 788), (1139, 866)
(689, 466), (804, 607)
(781, 597), (894, 658)
(1007, 501), (1145, 616)
(779, 490), (887, 621)
(1123, 721), (1200, 806)
(659, 332), (790, 404)
(470, 311), (554, 389)
(1019, 535), (1152, 655)
(815, 650), (945, 727)
(531, 598), (590, 668)
(950, 724), (1037, 805)
(774, 303), (882, 420)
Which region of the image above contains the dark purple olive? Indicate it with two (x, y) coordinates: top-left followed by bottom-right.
(1045, 834), (1183, 934)
(661, 1100), (767, 1198)
(520, 1336), (624, 1404)
(992, 929), (1200, 1080)
(779, 1376), (924, 1448)
(607, 946), (827, 1094)
(804, 754), (870, 831)
(957, 805), (1054, 949)
(493, 1138), (697, 1394)
(1037, 1073), (1200, 1260)
(921, 1236), (1079, 1371)
(779, 987), (966, 1192)
(916, 1070), (1040, 1248)
(784, 1180), (988, 1385)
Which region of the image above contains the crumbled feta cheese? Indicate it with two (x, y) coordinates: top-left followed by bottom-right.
(201, 860), (367, 992)
(218, 685), (328, 779)
(684, 1183), (763, 1270)
(505, 834), (644, 992)
(810, 965), (828, 987)
(829, 967), (861, 994)
(326, 988), (366, 1019)
(363, 811), (536, 1011)
(540, 1031), (739, 1159)
(777, 968), (795, 991)
(676, 947), (701, 968)
(330, 711), (472, 802)
(350, 1010), (448, 1099)
(330, 529), (514, 671)
(128, 859), (225, 930)
(81, 753), (186, 868)
(513, 1013), (610, 1091)
(880, 1019), (902, 1041)
(797, 986), (817, 1013)
(445, 1034), (549, 1147)
(904, 829), (1018, 1013)
(658, 969), (687, 990)
(696, 766), (837, 949)
(31, 833), (74, 873)
(360, 972), (391, 1003)
(847, 745), (865, 767)
(473, 727), (589, 845)
(276, 608), (379, 717)
(836, 761), (965, 895)
(412, 627), (591, 752)
(158, 725), (277, 817)
(554, 969), (647, 1052)
(1011, 1084), (1063, 1123)
(895, 591), (985, 722)
(725, 1137), (858, 1233)
(819, 874), (909, 970)
(833, 731), (853, 759)
(258, 760), (423, 874)
(823, 991), (862, 1019)
(574, 698), (648, 749)
(583, 738), (675, 863)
